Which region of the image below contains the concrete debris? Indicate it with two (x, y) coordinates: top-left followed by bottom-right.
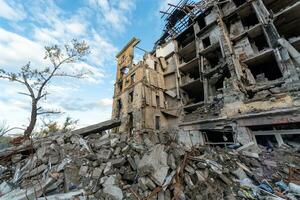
(0, 182), (11, 195)
(37, 189), (86, 200)
(0, 130), (298, 200)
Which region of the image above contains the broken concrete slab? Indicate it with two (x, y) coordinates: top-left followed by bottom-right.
(71, 119), (121, 136)
(138, 144), (169, 185)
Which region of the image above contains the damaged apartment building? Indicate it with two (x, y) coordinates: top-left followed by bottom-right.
(112, 0), (300, 148)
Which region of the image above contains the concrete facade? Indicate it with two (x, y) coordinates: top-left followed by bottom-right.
(112, 0), (300, 148)
(111, 38), (181, 137)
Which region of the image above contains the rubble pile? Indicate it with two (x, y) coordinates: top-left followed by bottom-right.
(0, 131), (299, 200)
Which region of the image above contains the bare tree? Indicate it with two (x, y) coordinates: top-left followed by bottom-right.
(0, 39), (90, 136)
(0, 121), (9, 137)
(0, 120), (25, 137)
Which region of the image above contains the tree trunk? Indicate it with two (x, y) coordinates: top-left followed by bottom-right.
(24, 98), (38, 136)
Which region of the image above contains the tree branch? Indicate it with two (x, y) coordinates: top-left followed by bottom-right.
(18, 92), (34, 98)
(0, 74), (25, 84)
(1, 127), (26, 137)
(22, 73), (35, 99)
(52, 72), (87, 78)
(37, 111), (61, 115)
(37, 56), (75, 100)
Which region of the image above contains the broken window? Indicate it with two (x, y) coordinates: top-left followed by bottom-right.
(155, 116), (160, 130)
(197, 15), (206, 29)
(245, 52), (282, 81)
(203, 130), (234, 146)
(250, 123), (300, 148)
(131, 73), (136, 83)
(118, 81), (123, 92)
(226, 6), (259, 33)
(177, 26), (195, 48)
(203, 46), (223, 70)
(249, 33), (269, 53)
(116, 99), (122, 118)
(128, 112), (133, 133)
(208, 67), (231, 97)
(202, 36), (211, 48)
(255, 135), (278, 147)
(181, 81), (204, 105)
(156, 95), (160, 108)
(121, 67), (129, 75)
(178, 27), (197, 63)
(129, 91), (134, 103)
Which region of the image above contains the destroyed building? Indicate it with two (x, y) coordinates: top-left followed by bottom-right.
(111, 38), (181, 136)
(1, 0), (300, 199)
(112, 0), (300, 148)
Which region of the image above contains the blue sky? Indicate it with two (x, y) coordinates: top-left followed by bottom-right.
(0, 0), (178, 132)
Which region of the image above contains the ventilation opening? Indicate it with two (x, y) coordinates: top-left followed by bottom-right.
(233, 0), (247, 7)
(202, 37), (211, 48)
(204, 130), (234, 146)
(246, 53), (282, 81)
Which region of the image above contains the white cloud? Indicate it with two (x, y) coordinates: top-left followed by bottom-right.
(159, 0), (181, 11)
(88, 31), (118, 67)
(88, 0), (136, 32)
(99, 98), (113, 106)
(0, 28), (45, 68)
(0, 0), (26, 21)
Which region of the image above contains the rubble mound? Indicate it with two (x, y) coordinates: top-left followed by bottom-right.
(0, 131), (299, 199)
